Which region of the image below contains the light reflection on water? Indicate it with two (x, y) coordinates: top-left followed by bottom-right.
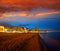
(40, 32), (60, 51)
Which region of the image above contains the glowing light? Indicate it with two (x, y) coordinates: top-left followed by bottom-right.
(0, 26), (4, 32)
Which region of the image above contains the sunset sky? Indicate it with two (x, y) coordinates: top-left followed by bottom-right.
(0, 0), (60, 30)
(0, 1), (60, 51)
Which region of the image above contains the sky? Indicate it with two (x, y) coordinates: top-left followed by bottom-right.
(0, 0), (60, 11)
(0, 0), (60, 30)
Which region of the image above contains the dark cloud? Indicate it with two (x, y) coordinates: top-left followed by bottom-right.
(0, 0), (60, 14)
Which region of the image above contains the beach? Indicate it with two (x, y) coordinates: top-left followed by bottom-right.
(0, 33), (48, 51)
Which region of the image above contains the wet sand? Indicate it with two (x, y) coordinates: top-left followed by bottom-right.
(0, 33), (48, 51)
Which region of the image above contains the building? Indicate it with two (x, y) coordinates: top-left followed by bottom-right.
(30, 27), (40, 33)
(12, 26), (28, 33)
(0, 26), (5, 32)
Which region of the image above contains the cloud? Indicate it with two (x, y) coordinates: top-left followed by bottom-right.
(0, 11), (60, 18)
(0, 0), (60, 13)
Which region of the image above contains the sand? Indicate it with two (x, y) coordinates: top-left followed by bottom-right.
(0, 33), (48, 51)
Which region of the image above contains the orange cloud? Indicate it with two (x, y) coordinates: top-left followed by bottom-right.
(0, 0), (60, 11)
(0, 11), (60, 18)
(36, 12), (60, 16)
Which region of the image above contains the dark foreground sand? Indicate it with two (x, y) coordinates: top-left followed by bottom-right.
(0, 33), (48, 51)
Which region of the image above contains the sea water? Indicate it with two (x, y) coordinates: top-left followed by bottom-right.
(40, 32), (60, 51)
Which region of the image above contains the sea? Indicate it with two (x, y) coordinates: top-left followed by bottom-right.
(40, 32), (60, 51)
